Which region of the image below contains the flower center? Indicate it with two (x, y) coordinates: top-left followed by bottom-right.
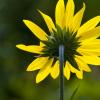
(41, 26), (81, 67)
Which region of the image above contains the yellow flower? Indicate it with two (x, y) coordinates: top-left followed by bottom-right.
(16, 0), (100, 83)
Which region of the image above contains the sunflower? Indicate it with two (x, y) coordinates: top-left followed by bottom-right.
(16, 0), (100, 83)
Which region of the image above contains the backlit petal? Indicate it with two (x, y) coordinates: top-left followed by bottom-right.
(23, 20), (48, 40)
(65, 0), (75, 31)
(38, 10), (56, 32)
(78, 16), (100, 35)
(76, 70), (83, 79)
(78, 26), (100, 41)
(36, 58), (53, 83)
(16, 44), (43, 54)
(75, 56), (91, 72)
(79, 56), (100, 65)
(51, 60), (59, 79)
(64, 61), (71, 80)
(72, 3), (85, 33)
(27, 57), (48, 71)
(55, 0), (65, 29)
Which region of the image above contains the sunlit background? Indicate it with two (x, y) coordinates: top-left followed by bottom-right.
(0, 0), (100, 100)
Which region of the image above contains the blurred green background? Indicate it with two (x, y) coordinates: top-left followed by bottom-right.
(0, 0), (100, 100)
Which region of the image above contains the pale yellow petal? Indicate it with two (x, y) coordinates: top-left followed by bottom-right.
(36, 58), (53, 83)
(27, 57), (48, 71)
(78, 26), (100, 41)
(16, 44), (43, 54)
(64, 61), (70, 80)
(79, 56), (100, 65)
(78, 16), (100, 35)
(72, 3), (85, 33)
(38, 10), (56, 32)
(65, 0), (75, 31)
(23, 20), (48, 40)
(55, 0), (65, 29)
(51, 60), (59, 79)
(75, 56), (91, 72)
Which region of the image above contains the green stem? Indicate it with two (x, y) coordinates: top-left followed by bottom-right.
(59, 45), (64, 100)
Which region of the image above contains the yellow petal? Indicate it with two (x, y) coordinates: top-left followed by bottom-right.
(38, 10), (56, 32)
(16, 44), (43, 54)
(79, 56), (100, 65)
(55, 0), (65, 29)
(27, 57), (48, 71)
(75, 56), (91, 72)
(77, 48), (100, 56)
(80, 39), (100, 45)
(23, 20), (48, 40)
(78, 26), (100, 41)
(76, 70), (83, 79)
(79, 42), (100, 50)
(72, 3), (85, 33)
(40, 42), (45, 47)
(78, 16), (100, 35)
(64, 61), (71, 80)
(65, 0), (75, 31)
(36, 58), (53, 83)
(51, 60), (59, 79)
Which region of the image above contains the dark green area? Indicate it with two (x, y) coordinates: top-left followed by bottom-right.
(0, 0), (100, 100)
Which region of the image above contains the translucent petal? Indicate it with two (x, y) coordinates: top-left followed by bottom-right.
(16, 44), (43, 54)
(55, 0), (65, 29)
(65, 0), (75, 31)
(38, 10), (56, 32)
(72, 3), (85, 33)
(78, 26), (100, 41)
(79, 56), (100, 65)
(78, 16), (100, 35)
(76, 70), (83, 79)
(51, 60), (59, 79)
(64, 61), (71, 80)
(77, 48), (100, 56)
(27, 57), (48, 71)
(75, 56), (91, 72)
(23, 20), (48, 40)
(36, 58), (53, 83)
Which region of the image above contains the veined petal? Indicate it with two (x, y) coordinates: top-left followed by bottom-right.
(23, 20), (48, 40)
(64, 61), (71, 80)
(75, 56), (91, 72)
(38, 10), (56, 32)
(78, 26), (100, 41)
(65, 0), (75, 31)
(27, 57), (48, 71)
(79, 56), (100, 65)
(16, 44), (43, 54)
(36, 58), (53, 83)
(55, 0), (65, 29)
(72, 3), (85, 33)
(78, 16), (100, 35)
(51, 60), (59, 79)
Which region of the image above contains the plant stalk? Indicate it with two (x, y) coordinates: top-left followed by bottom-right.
(59, 45), (64, 100)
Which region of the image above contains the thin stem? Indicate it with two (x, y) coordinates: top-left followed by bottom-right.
(59, 45), (64, 100)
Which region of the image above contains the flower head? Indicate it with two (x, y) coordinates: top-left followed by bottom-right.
(16, 0), (100, 83)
